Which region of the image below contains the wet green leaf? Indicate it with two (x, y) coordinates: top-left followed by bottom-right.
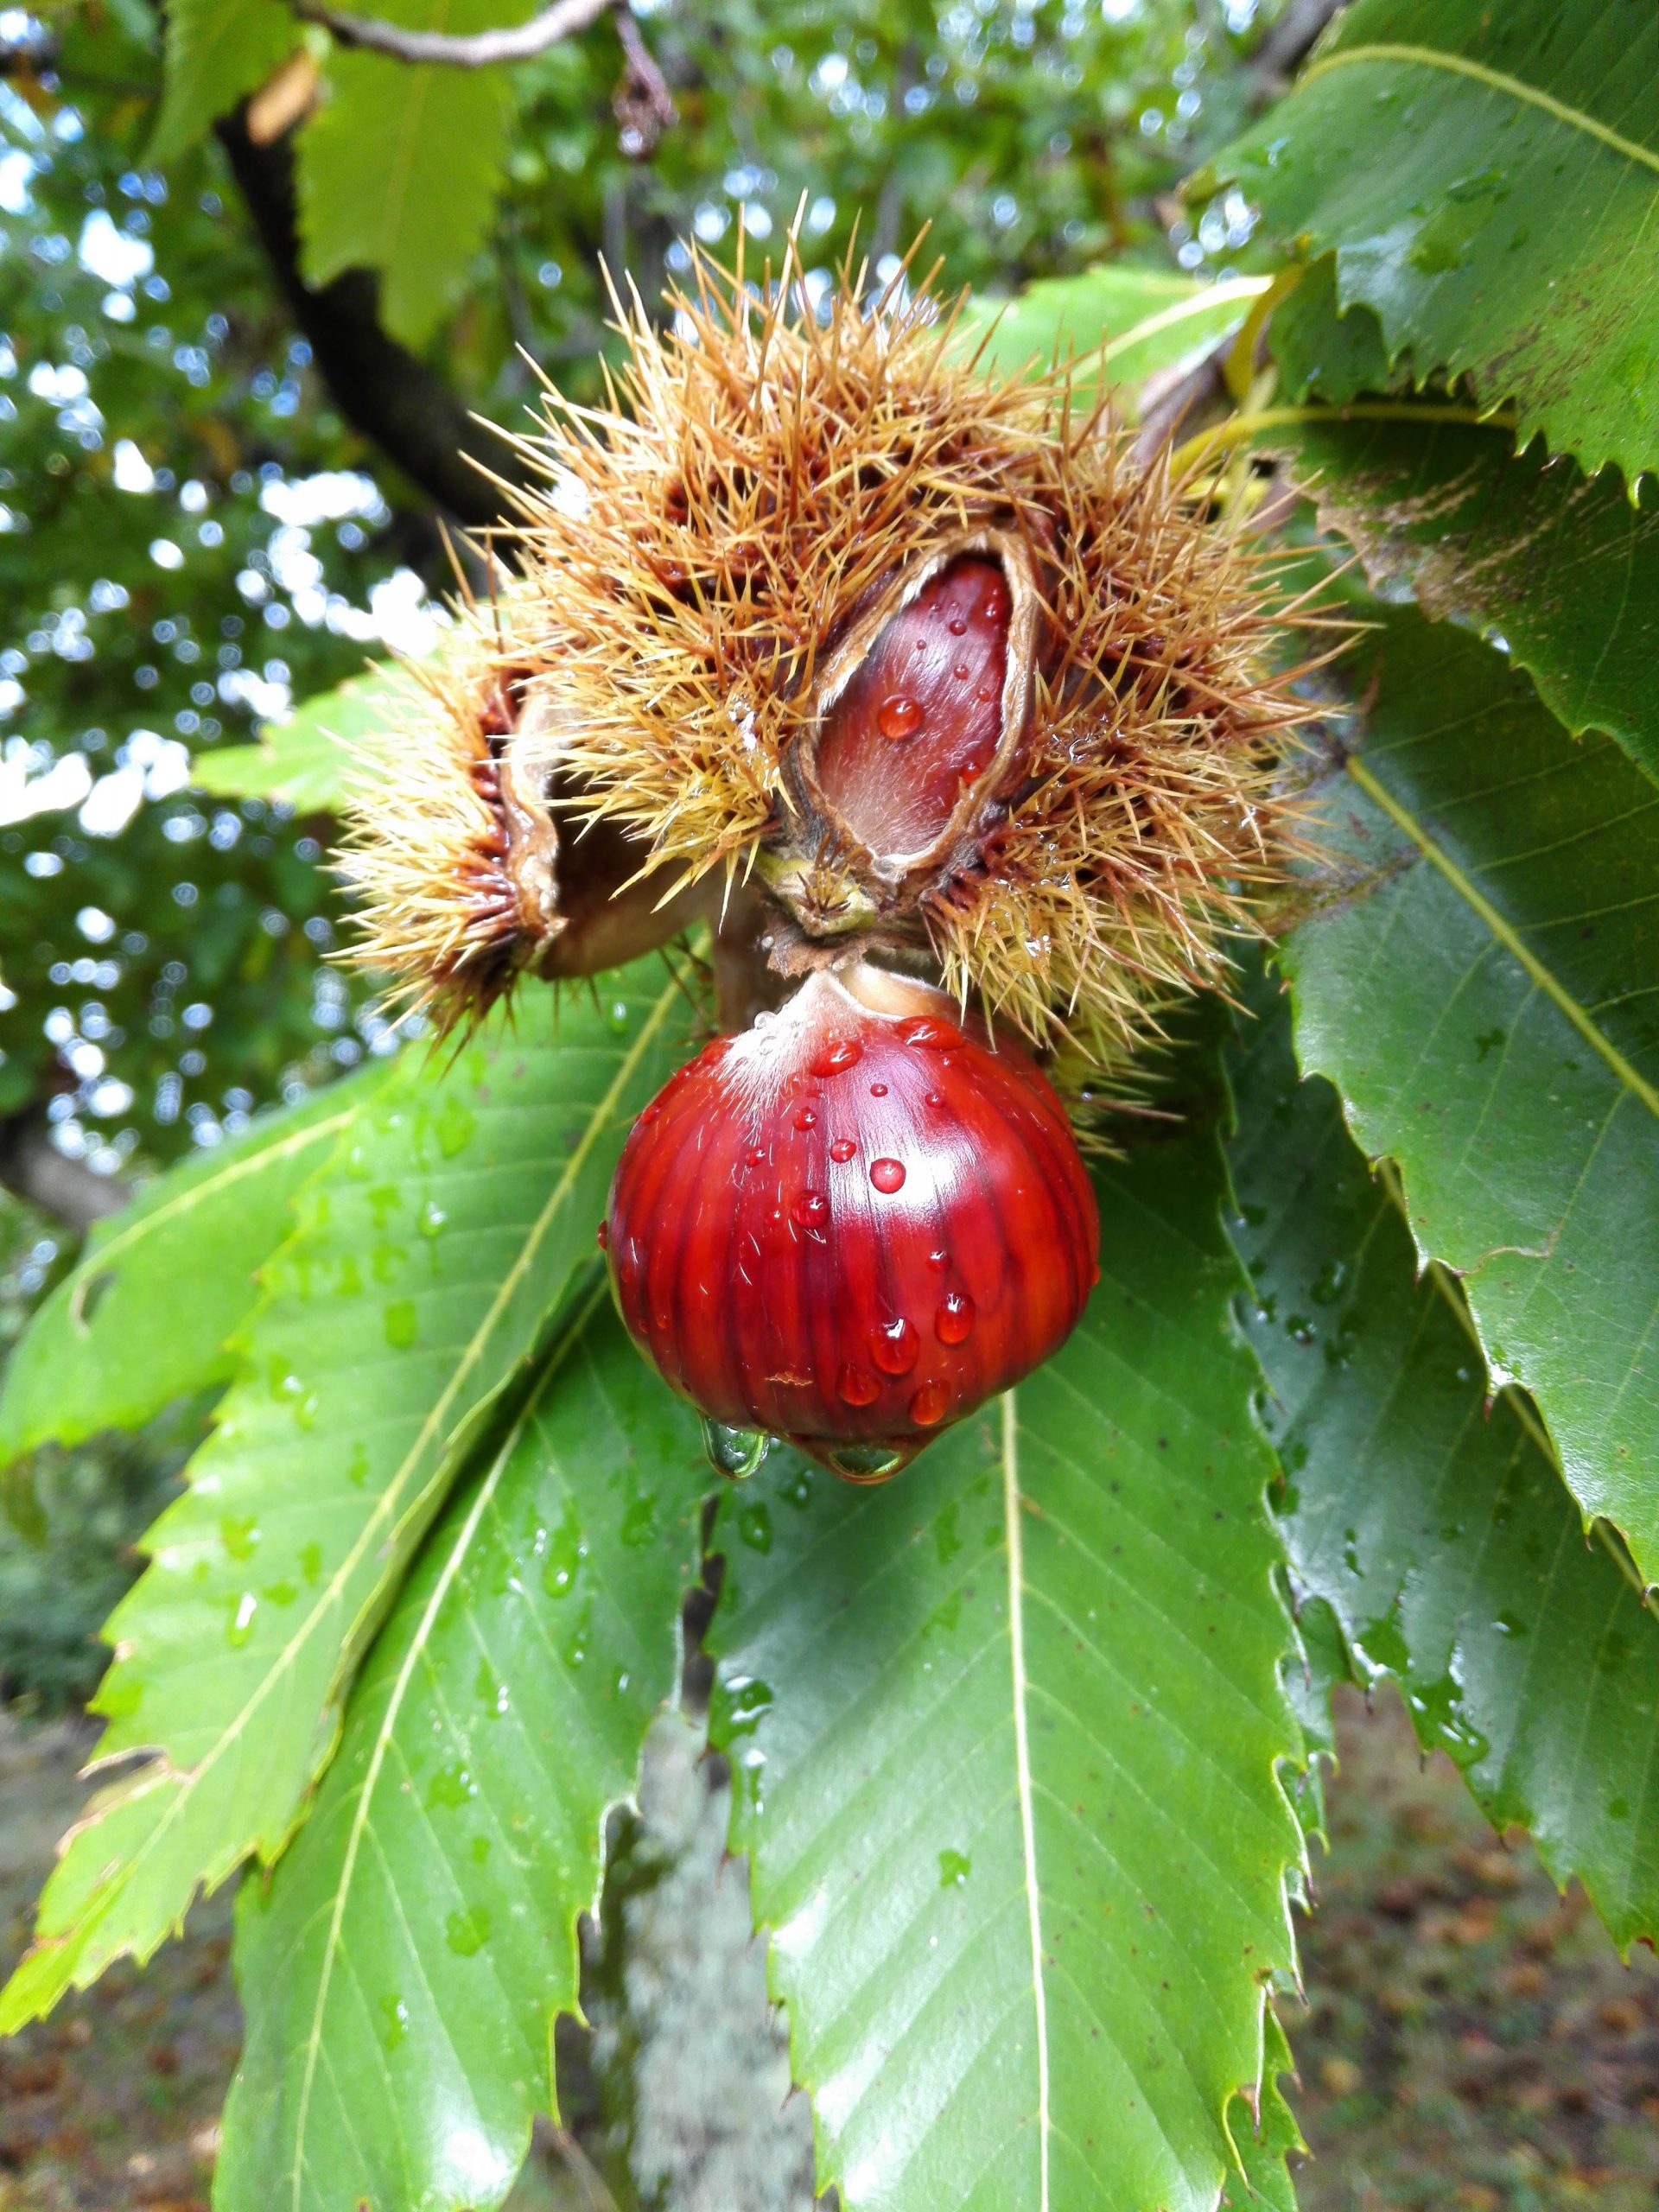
(1229, 965), (1659, 1952)
(0, 1058), (394, 1471)
(1268, 412), (1659, 787)
(0, 964), (696, 2031)
(1282, 600), (1659, 1581)
(1211, 0), (1659, 478)
(219, 1301), (708, 2212)
(957, 265), (1268, 411)
(707, 1126), (1305, 2212)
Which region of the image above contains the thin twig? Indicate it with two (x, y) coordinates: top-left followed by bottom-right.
(285, 0), (672, 153)
(609, 1), (676, 156)
(289, 0), (611, 68)
(1249, 0), (1348, 107)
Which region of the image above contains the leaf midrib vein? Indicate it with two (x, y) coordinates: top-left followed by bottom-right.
(74, 1101), (361, 1281)
(1304, 44), (1659, 179)
(288, 1285), (607, 2203)
(66, 987), (681, 1967)
(1344, 753), (1659, 1121)
(1001, 1389), (1051, 2212)
(1097, 277), (1269, 365)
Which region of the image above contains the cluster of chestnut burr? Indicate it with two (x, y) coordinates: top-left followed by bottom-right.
(341, 252), (1301, 1478)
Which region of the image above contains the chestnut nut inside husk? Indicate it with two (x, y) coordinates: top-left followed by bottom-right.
(339, 244), (1315, 1476)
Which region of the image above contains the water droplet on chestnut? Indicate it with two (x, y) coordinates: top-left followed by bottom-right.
(899, 1017), (954, 1048)
(910, 1381), (950, 1426)
(870, 1317), (919, 1375)
(836, 1362), (880, 1407)
(878, 694), (924, 740)
(811, 1037), (862, 1077)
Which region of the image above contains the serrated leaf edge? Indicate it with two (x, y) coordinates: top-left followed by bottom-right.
(0, 978), (683, 2027)
(1338, 750), (1659, 1122)
(281, 1283), (612, 2211)
(74, 1102), (361, 1304)
(0, 1084), (382, 1469)
(1001, 1386), (1052, 2211)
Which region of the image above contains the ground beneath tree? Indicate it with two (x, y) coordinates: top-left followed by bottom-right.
(1281, 1693), (1659, 2212)
(1, 1688), (1655, 2211)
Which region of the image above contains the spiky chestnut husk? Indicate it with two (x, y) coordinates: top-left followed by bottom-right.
(604, 963), (1099, 1480)
(445, 241), (1319, 1071)
(336, 616), (714, 1024)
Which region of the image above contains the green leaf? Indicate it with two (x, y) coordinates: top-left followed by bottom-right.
(1268, 257), (1396, 406)
(298, 1), (541, 347)
(1210, 0), (1659, 479)
(218, 1300), (709, 2212)
(1228, 964), (1659, 1952)
(1268, 413), (1659, 787)
(1282, 600), (1659, 1581)
(707, 1127), (1305, 2212)
(0, 966), (696, 2031)
(148, 0), (298, 164)
(957, 265), (1268, 411)
(194, 665), (410, 814)
(0, 1059), (394, 1471)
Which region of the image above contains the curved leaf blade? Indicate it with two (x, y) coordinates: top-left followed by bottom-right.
(219, 1301), (709, 2212)
(1283, 601), (1659, 1580)
(0, 969), (696, 2031)
(1271, 413), (1659, 787)
(957, 268), (1268, 412)
(707, 1129), (1304, 2212)
(0, 1060), (394, 1470)
(1211, 0), (1659, 479)
(1228, 968), (1659, 1952)
(1267, 259), (1395, 408)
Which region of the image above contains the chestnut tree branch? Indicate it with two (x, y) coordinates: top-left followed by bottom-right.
(1249, 0), (1348, 104)
(289, 0), (613, 69)
(284, 0), (677, 153)
(213, 105), (533, 530)
(609, 4), (676, 155)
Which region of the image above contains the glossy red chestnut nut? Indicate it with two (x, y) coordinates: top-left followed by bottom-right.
(604, 965), (1099, 1480)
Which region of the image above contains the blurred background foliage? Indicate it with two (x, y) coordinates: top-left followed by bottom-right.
(0, 0), (1297, 1695)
